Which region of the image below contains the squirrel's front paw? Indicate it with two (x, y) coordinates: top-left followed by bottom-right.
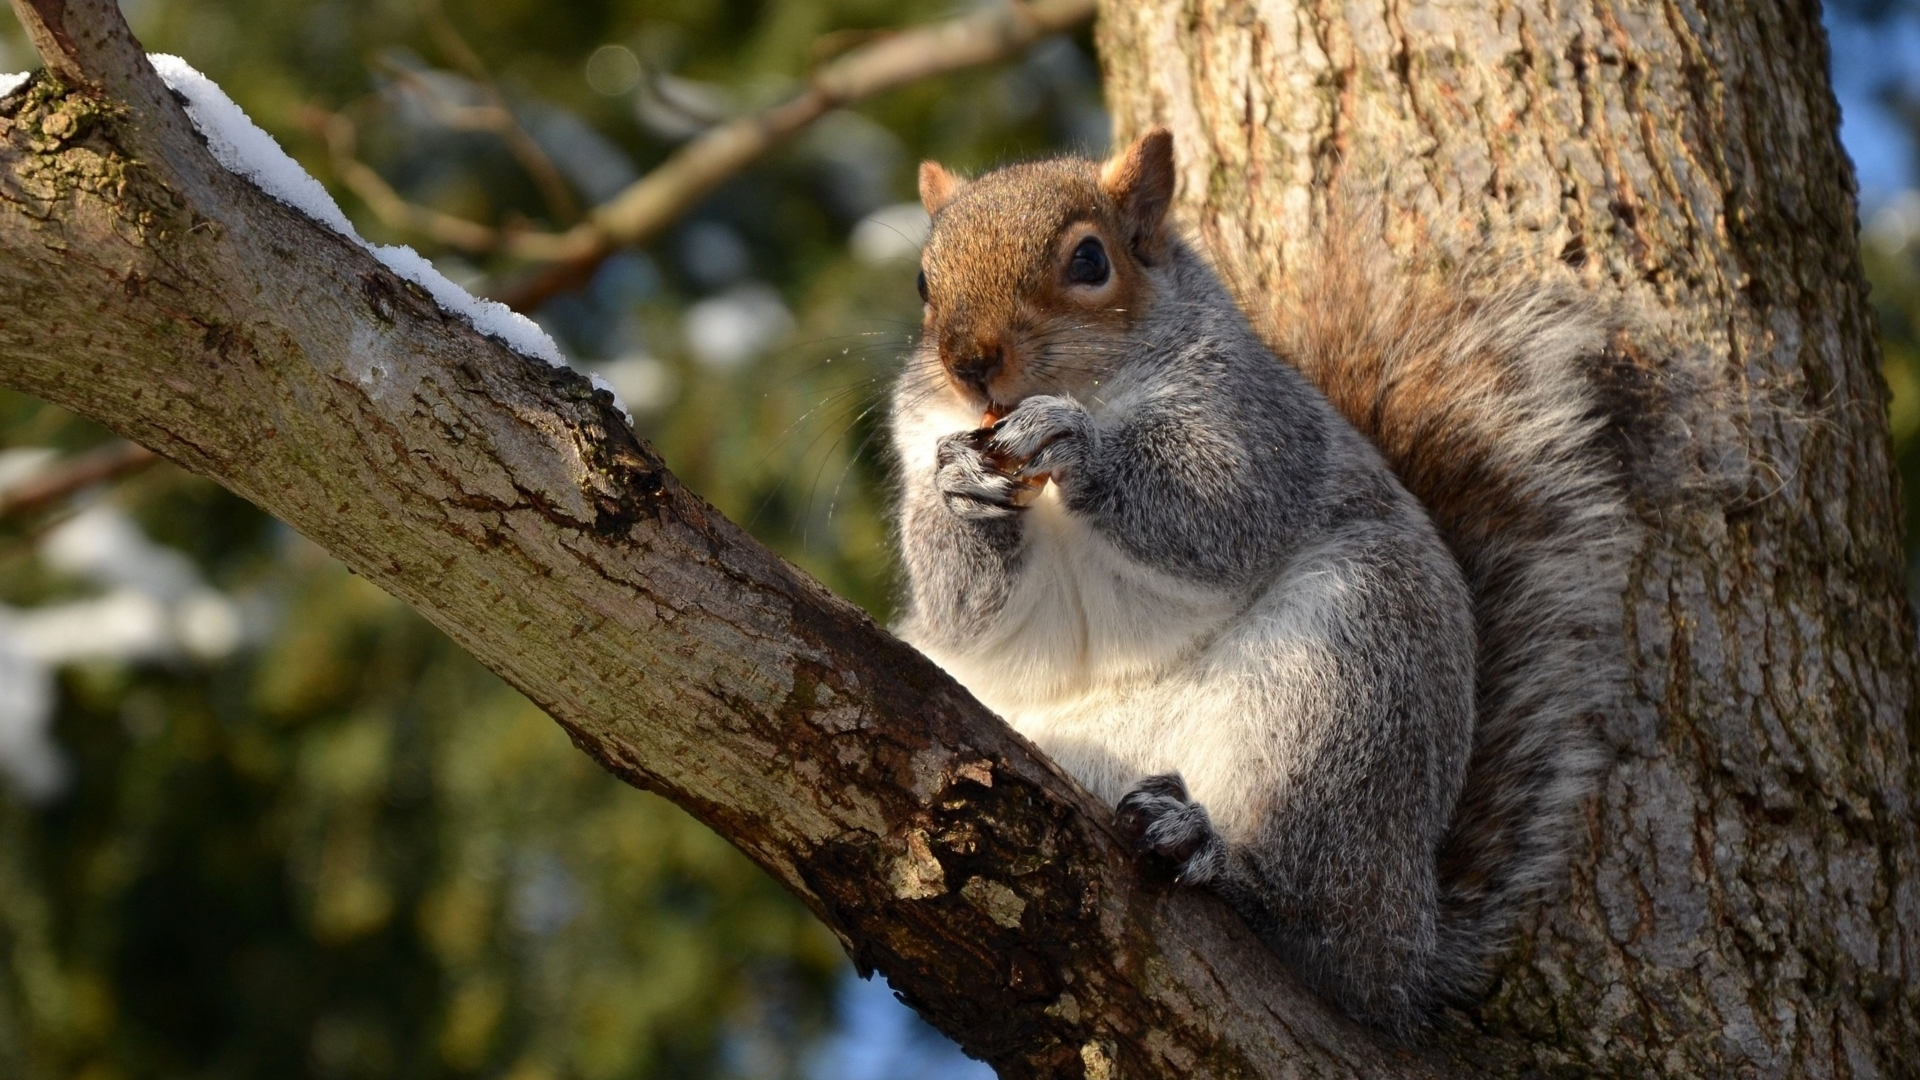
(1116, 773), (1228, 887)
(988, 395), (1092, 484)
(935, 432), (1032, 519)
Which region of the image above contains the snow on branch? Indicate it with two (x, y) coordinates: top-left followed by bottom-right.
(147, 57), (574, 371)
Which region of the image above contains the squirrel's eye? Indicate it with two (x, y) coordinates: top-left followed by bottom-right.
(916, 269), (930, 303)
(1067, 237), (1110, 287)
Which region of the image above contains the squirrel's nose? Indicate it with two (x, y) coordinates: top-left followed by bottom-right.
(950, 347), (1003, 394)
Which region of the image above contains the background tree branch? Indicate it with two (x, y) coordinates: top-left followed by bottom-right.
(287, 0), (1098, 309)
(491, 0), (1096, 311)
(414, 0), (582, 225)
(0, 0), (1425, 1076)
(0, 441), (157, 520)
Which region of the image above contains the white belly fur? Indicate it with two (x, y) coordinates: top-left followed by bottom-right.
(914, 491), (1358, 843)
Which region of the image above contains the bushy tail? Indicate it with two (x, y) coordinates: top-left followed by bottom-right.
(1251, 222), (1637, 1007)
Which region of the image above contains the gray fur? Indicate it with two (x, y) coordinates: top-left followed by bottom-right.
(890, 212), (1626, 1033)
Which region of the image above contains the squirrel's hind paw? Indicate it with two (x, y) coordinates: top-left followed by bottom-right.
(1117, 773), (1227, 887)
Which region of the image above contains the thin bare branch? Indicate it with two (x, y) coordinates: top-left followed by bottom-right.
(304, 105), (493, 252)
(417, 0), (581, 224)
(0, 441), (159, 519)
(292, 0), (1091, 307)
(376, 64), (521, 135)
(493, 0), (1095, 310)
(302, 104), (579, 258)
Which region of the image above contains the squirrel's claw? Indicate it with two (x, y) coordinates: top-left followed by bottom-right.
(1126, 772), (1190, 802)
(988, 395), (1092, 482)
(1117, 772), (1226, 886)
(935, 431), (1028, 519)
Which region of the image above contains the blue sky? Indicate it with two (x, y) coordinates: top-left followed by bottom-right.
(1828, 4), (1920, 204)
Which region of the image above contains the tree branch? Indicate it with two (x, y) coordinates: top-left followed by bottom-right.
(303, 103), (579, 259)
(0, 0), (1428, 1076)
(295, 0), (1094, 305)
(412, 0), (582, 225)
(0, 440), (158, 519)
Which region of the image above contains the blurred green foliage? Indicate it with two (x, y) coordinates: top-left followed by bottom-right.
(0, 516), (845, 1080)
(1838, 0), (1920, 578)
(1866, 210), (1920, 579)
(0, 1), (1099, 1077)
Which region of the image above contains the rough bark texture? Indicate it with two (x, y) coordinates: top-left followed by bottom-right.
(1097, 0), (1920, 1075)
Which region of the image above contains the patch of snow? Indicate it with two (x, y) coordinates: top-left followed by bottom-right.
(148, 55), (567, 369)
(850, 202), (931, 264)
(0, 505), (255, 803)
(175, 590), (244, 659)
(684, 283), (793, 371)
(36, 507), (247, 663)
(43, 503), (202, 600)
(587, 372), (632, 422)
(0, 447), (57, 494)
(0, 71), (30, 98)
(149, 54), (358, 238)
(370, 244), (563, 365)
(0, 637), (63, 802)
(6, 591), (175, 664)
(594, 354), (677, 414)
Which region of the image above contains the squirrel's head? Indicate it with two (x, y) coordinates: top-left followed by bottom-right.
(914, 128), (1176, 421)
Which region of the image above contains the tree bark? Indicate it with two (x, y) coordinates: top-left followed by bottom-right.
(1, 0), (1914, 1075)
(1098, 0), (1920, 1075)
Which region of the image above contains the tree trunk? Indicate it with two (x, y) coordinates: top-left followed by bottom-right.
(1098, 0), (1920, 1075)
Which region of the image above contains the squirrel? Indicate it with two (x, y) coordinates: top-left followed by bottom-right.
(887, 128), (1633, 1033)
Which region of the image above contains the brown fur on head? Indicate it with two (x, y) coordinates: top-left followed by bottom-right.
(915, 129), (1176, 422)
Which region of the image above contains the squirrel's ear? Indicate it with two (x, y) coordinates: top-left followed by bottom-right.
(919, 161), (963, 215)
(1099, 128), (1176, 258)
